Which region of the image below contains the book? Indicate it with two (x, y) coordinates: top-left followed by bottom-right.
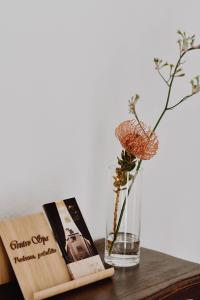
(43, 198), (105, 279)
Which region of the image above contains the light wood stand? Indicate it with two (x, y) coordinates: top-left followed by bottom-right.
(0, 213), (114, 300)
(33, 268), (114, 300)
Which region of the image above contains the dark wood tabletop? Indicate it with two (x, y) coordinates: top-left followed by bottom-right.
(1, 239), (200, 300)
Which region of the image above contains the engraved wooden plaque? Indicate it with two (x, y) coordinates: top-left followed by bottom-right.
(0, 213), (71, 300)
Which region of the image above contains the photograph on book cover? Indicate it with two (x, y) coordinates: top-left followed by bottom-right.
(43, 198), (104, 279)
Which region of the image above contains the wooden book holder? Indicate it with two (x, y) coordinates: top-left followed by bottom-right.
(0, 212), (114, 300)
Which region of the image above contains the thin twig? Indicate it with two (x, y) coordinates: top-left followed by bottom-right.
(167, 93), (194, 110)
(133, 110), (149, 138)
(113, 189), (120, 232)
(157, 69), (170, 86)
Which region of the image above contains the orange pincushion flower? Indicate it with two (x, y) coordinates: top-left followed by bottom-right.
(115, 120), (159, 160)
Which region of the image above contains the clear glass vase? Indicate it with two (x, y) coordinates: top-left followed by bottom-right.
(104, 167), (142, 267)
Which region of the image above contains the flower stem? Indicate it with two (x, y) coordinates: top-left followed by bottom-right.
(113, 189), (120, 232)
(109, 195), (127, 255)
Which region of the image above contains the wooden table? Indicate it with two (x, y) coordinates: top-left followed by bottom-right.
(1, 239), (200, 300)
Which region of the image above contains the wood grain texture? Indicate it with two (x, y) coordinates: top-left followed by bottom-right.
(1, 239), (200, 299)
(33, 268), (114, 300)
(0, 213), (71, 300)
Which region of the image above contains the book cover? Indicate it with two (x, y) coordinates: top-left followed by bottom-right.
(43, 198), (105, 279)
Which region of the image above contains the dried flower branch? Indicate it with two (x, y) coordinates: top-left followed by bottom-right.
(151, 31), (200, 133)
(167, 75), (200, 110)
(128, 94), (139, 114)
(177, 29), (200, 53)
(108, 30), (200, 256)
(112, 151), (136, 233)
(128, 94), (149, 137)
(154, 58), (171, 86)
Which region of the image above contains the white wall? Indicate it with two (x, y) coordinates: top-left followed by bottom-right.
(0, 0), (200, 262)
